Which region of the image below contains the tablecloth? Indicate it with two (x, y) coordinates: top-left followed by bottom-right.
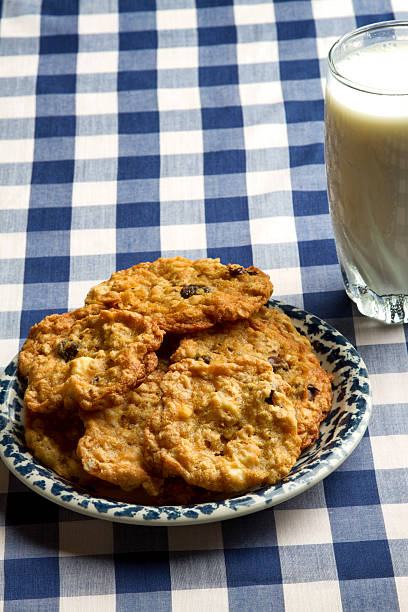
(0, 0), (407, 610)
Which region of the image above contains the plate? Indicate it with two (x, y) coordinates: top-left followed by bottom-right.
(0, 300), (371, 526)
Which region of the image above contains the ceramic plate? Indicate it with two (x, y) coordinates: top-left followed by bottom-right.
(0, 300), (371, 526)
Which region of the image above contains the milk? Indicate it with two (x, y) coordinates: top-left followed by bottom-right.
(325, 40), (408, 297)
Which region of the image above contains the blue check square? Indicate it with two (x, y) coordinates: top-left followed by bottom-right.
(202, 106), (243, 130)
(35, 115), (76, 139)
(280, 59), (320, 81)
(40, 34), (78, 54)
(198, 25), (236, 46)
(199, 65), (239, 87)
(277, 19), (316, 40)
(324, 470), (380, 508)
(204, 150), (246, 175)
(225, 547), (282, 587)
(115, 552), (171, 593)
(118, 70), (157, 92)
(119, 111), (160, 134)
(4, 557), (60, 600)
(36, 74), (76, 95)
(334, 540), (394, 580)
(27, 207), (72, 232)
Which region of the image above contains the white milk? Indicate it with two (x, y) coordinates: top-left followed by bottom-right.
(325, 41), (408, 296)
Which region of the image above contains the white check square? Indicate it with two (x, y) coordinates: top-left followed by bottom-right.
(160, 175), (204, 202)
(0, 185), (31, 210)
(0, 139), (35, 163)
(250, 216), (297, 245)
(77, 51), (118, 75)
(76, 92), (117, 116)
(158, 87), (201, 111)
(237, 40), (279, 66)
(160, 222), (206, 252)
(246, 169), (291, 197)
(70, 229), (116, 257)
(370, 373), (408, 406)
(60, 594), (116, 612)
(239, 81), (283, 107)
(78, 13), (119, 35)
(371, 434), (408, 470)
(0, 95), (35, 120)
(72, 181), (117, 207)
(160, 130), (203, 156)
(382, 503), (408, 540)
(156, 9), (197, 31)
(0, 54), (38, 78)
(158, 46), (198, 70)
(172, 589), (229, 612)
(0, 283), (23, 312)
(234, 3), (275, 26)
(0, 233), (26, 260)
(275, 508), (333, 546)
(312, 0), (354, 20)
(244, 123), (288, 150)
(284, 581), (342, 612)
(0, 14), (41, 38)
(75, 134), (118, 160)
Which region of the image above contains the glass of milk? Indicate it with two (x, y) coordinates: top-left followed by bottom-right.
(325, 21), (408, 324)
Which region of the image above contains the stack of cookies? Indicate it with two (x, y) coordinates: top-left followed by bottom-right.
(19, 257), (333, 505)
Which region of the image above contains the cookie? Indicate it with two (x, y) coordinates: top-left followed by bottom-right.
(24, 406), (94, 486)
(171, 306), (333, 450)
(19, 306), (164, 413)
(85, 257), (273, 333)
(77, 360), (169, 496)
(144, 356), (301, 493)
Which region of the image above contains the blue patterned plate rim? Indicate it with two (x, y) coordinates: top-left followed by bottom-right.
(0, 300), (372, 526)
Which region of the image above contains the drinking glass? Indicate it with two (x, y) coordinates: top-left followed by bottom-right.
(325, 21), (408, 324)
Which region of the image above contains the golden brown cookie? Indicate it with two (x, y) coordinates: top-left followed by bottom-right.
(85, 257), (273, 333)
(19, 306), (164, 413)
(144, 356), (301, 493)
(171, 306), (333, 450)
(24, 406), (94, 486)
(77, 360), (169, 496)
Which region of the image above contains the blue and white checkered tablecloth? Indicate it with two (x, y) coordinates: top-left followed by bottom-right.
(1, 0), (408, 610)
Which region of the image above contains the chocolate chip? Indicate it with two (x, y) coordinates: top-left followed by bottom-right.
(265, 390), (275, 404)
(228, 265), (245, 277)
(201, 355), (211, 364)
(56, 340), (80, 362)
(92, 376), (100, 385)
(180, 285), (210, 299)
(307, 385), (319, 401)
(247, 269), (258, 276)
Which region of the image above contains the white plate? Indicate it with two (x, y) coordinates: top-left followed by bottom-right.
(0, 300), (372, 526)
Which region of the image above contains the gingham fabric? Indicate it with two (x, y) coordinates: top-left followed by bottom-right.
(1, 1), (408, 610)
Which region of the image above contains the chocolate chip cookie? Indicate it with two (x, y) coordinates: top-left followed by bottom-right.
(144, 356), (301, 493)
(77, 360), (169, 496)
(85, 257), (273, 333)
(19, 306), (164, 413)
(25, 406), (94, 486)
(171, 306), (333, 450)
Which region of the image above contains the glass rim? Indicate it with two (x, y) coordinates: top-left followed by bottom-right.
(328, 20), (408, 96)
